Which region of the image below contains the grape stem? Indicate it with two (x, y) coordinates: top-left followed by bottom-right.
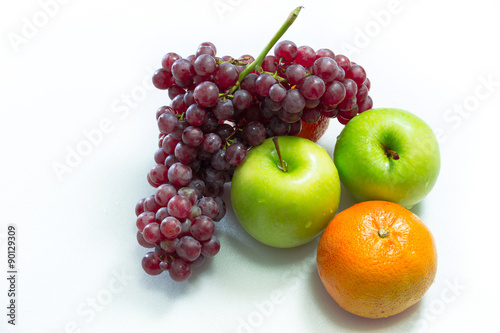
(270, 71), (289, 84)
(228, 6), (303, 94)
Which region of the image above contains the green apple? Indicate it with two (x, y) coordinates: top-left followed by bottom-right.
(333, 108), (440, 209)
(230, 136), (341, 248)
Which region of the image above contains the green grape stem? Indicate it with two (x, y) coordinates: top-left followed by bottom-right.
(228, 6), (303, 94)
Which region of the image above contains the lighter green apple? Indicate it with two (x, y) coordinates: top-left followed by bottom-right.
(231, 136), (341, 248)
(334, 108), (440, 209)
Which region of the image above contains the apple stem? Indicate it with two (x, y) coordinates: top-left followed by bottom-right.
(273, 137), (288, 172)
(386, 150), (400, 160)
(228, 6), (303, 94)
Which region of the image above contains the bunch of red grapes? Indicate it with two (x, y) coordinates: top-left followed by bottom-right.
(135, 40), (373, 282)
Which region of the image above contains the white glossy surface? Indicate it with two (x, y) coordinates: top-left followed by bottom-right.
(1, 0), (499, 332)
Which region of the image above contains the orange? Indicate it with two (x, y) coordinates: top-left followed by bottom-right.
(297, 114), (330, 142)
(316, 201), (437, 319)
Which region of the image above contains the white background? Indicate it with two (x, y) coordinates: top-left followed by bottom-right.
(1, 0), (500, 332)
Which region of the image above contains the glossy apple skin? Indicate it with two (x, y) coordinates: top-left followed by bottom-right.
(231, 136), (341, 248)
(334, 108), (440, 209)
